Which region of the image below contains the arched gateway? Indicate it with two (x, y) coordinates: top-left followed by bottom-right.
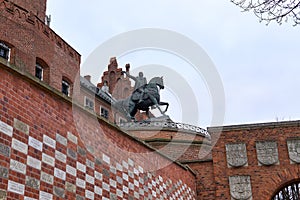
(272, 180), (300, 200)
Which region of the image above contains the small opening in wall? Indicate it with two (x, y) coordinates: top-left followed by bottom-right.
(0, 42), (10, 61)
(101, 107), (109, 119)
(35, 63), (43, 80)
(62, 79), (70, 96)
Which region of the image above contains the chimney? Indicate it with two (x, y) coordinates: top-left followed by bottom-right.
(84, 75), (91, 82)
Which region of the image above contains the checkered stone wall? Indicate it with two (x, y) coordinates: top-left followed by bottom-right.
(0, 119), (195, 199)
(0, 65), (196, 199)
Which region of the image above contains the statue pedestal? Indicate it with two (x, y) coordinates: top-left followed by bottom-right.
(143, 115), (172, 123)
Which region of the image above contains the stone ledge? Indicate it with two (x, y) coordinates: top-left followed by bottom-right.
(119, 121), (211, 139)
(208, 120), (300, 133)
(144, 138), (211, 146)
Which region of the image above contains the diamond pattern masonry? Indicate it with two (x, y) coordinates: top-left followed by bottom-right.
(0, 119), (196, 199)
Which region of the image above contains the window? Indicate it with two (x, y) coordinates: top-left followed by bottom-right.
(35, 63), (43, 80)
(84, 96), (94, 110)
(62, 79), (70, 96)
(36, 58), (49, 83)
(100, 107), (109, 119)
(0, 42), (10, 60)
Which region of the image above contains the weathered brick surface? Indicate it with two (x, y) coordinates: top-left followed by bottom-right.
(188, 162), (216, 200)
(0, 62), (196, 199)
(126, 129), (212, 161)
(209, 123), (300, 199)
(98, 58), (132, 99)
(9, 0), (47, 22)
(0, 0), (80, 94)
(0, 0), (197, 199)
(3, 0), (300, 199)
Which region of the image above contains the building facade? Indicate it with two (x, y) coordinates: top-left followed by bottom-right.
(0, 0), (299, 199)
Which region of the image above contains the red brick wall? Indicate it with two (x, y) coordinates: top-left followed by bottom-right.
(128, 129), (207, 142)
(188, 162), (216, 200)
(0, 62), (196, 199)
(209, 123), (300, 199)
(0, 0), (80, 94)
(127, 129), (211, 162)
(146, 142), (211, 162)
(99, 58), (132, 99)
(9, 0), (47, 22)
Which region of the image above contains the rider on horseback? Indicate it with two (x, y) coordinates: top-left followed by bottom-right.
(114, 75), (169, 121)
(124, 71), (147, 103)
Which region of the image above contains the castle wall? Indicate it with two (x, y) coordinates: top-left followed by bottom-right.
(0, 0), (80, 94)
(9, 0), (47, 22)
(0, 61), (196, 199)
(3, 1), (300, 199)
(188, 162), (215, 200)
(209, 122), (300, 199)
(124, 128), (212, 162)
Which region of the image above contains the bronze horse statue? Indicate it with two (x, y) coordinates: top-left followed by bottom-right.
(113, 77), (169, 121)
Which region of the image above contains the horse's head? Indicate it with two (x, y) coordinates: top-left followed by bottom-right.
(149, 77), (164, 89)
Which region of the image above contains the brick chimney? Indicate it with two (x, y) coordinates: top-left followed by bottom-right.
(84, 75), (91, 82)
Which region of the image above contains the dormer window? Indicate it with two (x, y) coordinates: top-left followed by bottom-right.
(62, 79), (70, 96)
(35, 63), (43, 80)
(0, 42), (10, 60)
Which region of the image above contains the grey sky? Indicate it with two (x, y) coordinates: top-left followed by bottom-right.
(47, 0), (300, 127)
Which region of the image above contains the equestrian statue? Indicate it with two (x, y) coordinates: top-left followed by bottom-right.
(113, 71), (169, 121)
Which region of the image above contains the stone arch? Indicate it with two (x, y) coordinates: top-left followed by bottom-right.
(271, 179), (300, 200)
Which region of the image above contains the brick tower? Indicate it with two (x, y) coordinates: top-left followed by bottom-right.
(0, 0), (80, 95)
(9, 0), (47, 22)
(98, 57), (132, 99)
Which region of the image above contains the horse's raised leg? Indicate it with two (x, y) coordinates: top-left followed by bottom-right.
(158, 102), (169, 114)
(148, 95), (166, 116)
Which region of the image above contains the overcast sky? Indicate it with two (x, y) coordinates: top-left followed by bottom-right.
(46, 0), (300, 128)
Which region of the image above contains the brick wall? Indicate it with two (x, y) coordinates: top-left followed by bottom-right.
(125, 129), (212, 162)
(98, 58), (132, 99)
(209, 122), (300, 199)
(9, 0), (47, 22)
(188, 162), (215, 200)
(0, 62), (196, 199)
(0, 0), (80, 94)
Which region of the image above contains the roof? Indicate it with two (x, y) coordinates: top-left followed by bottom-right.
(80, 76), (114, 104)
